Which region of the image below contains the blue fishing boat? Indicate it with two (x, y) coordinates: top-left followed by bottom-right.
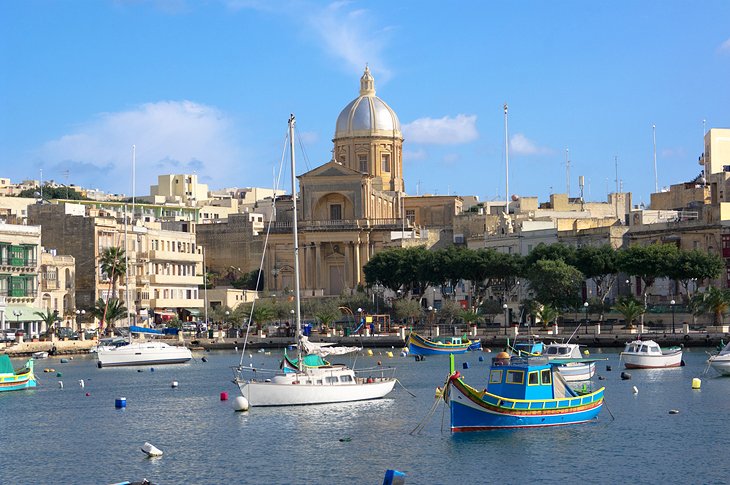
(408, 332), (478, 356)
(0, 355), (36, 392)
(443, 353), (604, 431)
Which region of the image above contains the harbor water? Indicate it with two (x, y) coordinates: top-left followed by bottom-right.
(2, 347), (729, 484)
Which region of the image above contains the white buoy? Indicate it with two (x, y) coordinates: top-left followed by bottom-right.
(233, 396), (250, 412)
(632, 386), (639, 394)
(79, 379), (85, 388)
(58, 381), (63, 389)
(235, 346), (238, 352)
(669, 409), (680, 414)
(141, 442), (163, 457)
(171, 381), (179, 388)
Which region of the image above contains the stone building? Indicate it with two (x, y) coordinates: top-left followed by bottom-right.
(39, 250), (76, 328)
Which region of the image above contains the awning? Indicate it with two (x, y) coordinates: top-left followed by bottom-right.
(0, 305), (48, 322)
(183, 308), (202, 316)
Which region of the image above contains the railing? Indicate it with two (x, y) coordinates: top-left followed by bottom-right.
(270, 219), (416, 231)
(0, 258), (37, 267)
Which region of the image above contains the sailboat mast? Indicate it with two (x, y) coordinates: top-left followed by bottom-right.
(289, 115), (303, 370)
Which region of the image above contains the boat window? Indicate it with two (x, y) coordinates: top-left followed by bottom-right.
(650, 346), (660, 353)
(640, 345), (648, 353)
(559, 347), (569, 355)
(541, 369), (552, 385)
(316, 380), (323, 385)
(506, 370), (524, 385)
(528, 371), (539, 385)
(325, 376), (338, 384)
(340, 375), (353, 383)
(489, 369), (503, 384)
(546, 347), (558, 355)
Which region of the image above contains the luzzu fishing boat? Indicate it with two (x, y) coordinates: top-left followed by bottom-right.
(443, 353), (604, 431)
(408, 332), (479, 356)
(0, 355), (37, 392)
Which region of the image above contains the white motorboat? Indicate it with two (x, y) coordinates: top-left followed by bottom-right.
(543, 342), (596, 382)
(708, 341), (730, 375)
(32, 351), (49, 359)
(620, 339), (683, 369)
(96, 326), (192, 368)
(233, 115), (396, 406)
(89, 337), (129, 353)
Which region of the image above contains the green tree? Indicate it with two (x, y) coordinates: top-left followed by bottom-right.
(573, 244), (618, 305)
(99, 246), (126, 299)
(524, 242), (577, 267)
(393, 298), (422, 327)
(17, 185), (87, 201)
(666, 249), (723, 299)
(34, 309), (60, 337)
(536, 304), (559, 329)
(526, 259), (584, 309)
(90, 298), (128, 335)
(613, 297), (645, 329)
(695, 286), (730, 325)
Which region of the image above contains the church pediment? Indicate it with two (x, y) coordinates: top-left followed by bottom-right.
(299, 160), (368, 179)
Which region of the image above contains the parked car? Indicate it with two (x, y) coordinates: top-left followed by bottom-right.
(56, 327), (79, 340)
(1, 328), (17, 342)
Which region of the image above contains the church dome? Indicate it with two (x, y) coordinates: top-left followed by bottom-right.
(334, 66), (402, 140)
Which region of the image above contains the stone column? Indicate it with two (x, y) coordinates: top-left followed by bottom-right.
(594, 322), (601, 335)
(314, 243), (321, 291)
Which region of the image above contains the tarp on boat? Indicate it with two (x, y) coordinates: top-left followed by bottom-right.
(0, 355), (15, 374)
(129, 326), (163, 335)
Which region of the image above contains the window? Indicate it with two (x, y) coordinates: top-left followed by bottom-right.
(340, 375), (353, 383)
(528, 371), (539, 385)
(381, 154), (391, 172)
(541, 369), (552, 385)
(358, 154), (368, 173)
(406, 210), (415, 224)
(489, 369), (503, 384)
(505, 370), (524, 384)
(325, 376), (339, 384)
(330, 204), (342, 221)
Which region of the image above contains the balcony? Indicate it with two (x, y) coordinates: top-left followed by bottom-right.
(149, 274), (202, 286)
(148, 250), (201, 263)
(150, 297), (204, 309)
(270, 218), (417, 233)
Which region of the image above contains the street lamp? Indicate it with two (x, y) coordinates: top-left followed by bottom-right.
(583, 301), (589, 334)
(12, 310), (21, 333)
(670, 299), (676, 334)
(290, 309), (295, 337)
(503, 303), (508, 335)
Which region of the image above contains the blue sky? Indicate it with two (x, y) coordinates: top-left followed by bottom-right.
(1, 1), (729, 206)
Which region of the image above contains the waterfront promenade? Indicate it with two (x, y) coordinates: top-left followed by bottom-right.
(3, 324), (728, 356)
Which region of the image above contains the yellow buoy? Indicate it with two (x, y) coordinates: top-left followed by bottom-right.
(386, 351), (393, 358)
(367, 349), (373, 356)
(435, 386), (443, 399)
(583, 349), (590, 355)
(692, 377), (701, 390)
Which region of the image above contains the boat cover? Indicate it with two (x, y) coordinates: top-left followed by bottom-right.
(129, 326), (163, 335)
(0, 355), (15, 374)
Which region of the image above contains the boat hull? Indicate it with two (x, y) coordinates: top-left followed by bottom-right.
(238, 378), (396, 407)
(97, 342), (192, 367)
(621, 351), (683, 369)
(446, 376), (603, 432)
(555, 362), (595, 382)
(708, 357), (730, 375)
(408, 333), (472, 356)
(0, 359), (37, 392)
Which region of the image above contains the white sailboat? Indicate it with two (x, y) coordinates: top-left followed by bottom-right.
(96, 203), (192, 368)
(233, 115), (396, 406)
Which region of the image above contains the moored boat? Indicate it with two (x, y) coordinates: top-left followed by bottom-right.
(97, 326), (192, 368)
(707, 341), (730, 375)
(620, 339), (683, 369)
(408, 332), (478, 356)
(543, 342), (596, 382)
(443, 353), (604, 431)
(0, 355), (37, 392)
(32, 351), (49, 359)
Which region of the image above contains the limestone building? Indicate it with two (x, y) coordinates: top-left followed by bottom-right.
(0, 222), (43, 335)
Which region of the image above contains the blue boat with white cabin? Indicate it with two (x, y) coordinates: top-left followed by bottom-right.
(443, 353), (604, 431)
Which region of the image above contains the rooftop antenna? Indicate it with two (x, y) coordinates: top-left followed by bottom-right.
(504, 103), (509, 213)
(565, 148), (570, 197)
(614, 155), (619, 194)
(579, 175), (585, 211)
(652, 124), (658, 193)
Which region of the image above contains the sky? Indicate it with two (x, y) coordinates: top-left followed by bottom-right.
(1, 1), (729, 207)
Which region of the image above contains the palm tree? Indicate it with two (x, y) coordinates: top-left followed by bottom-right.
(613, 297), (645, 329)
(99, 246), (126, 299)
(34, 309), (59, 337)
(698, 286), (730, 325)
(89, 297), (128, 336)
(536, 304), (559, 330)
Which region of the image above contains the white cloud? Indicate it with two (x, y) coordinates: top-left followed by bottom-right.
(403, 115), (478, 145)
(719, 38), (730, 53)
(509, 133), (551, 155)
(403, 148), (427, 162)
(37, 101), (246, 194)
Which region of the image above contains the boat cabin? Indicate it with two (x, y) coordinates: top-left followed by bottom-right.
(623, 341), (661, 355)
(544, 343), (582, 359)
(513, 340), (544, 356)
(437, 336), (465, 345)
(487, 356), (574, 400)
